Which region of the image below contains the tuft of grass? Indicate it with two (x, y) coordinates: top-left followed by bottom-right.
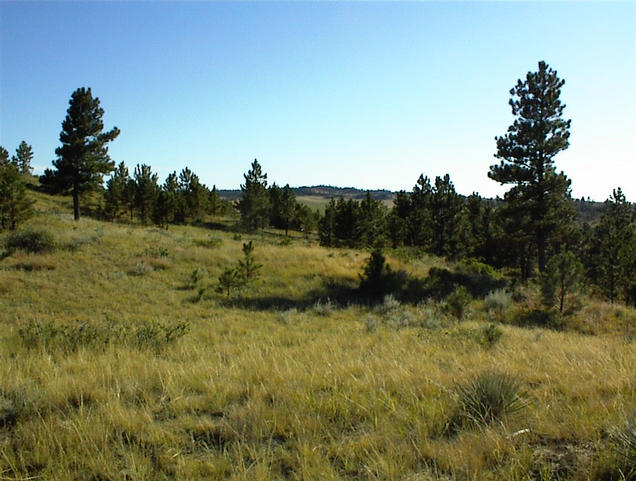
(612, 416), (636, 476)
(456, 371), (527, 426)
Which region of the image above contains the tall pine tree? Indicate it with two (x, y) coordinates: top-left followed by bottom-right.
(42, 88), (120, 220)
(12, 141), (34, 175)
(237, 159), (269, 232)
(489, 61), (574, 273)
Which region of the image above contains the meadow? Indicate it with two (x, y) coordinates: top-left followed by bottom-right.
(0, 189), (634, 481)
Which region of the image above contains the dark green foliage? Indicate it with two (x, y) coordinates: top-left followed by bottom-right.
(540, 250), (582, 313)
(42, 87), (120, 220)
(178, 167), (208, 222)
(588, 188), (636, 304)
(319, 194), (386, 248)
(456, 371), (526, 426)
(152, 188), (177, 228)
(237, 159), (269, 232)
(429, 174), (468, 259)
(133, 164), (158, 224)
(417, 266), (506, 301)
(480, 323), (503, 348)
(359, 249), (404, 299)
(237, 241), (262, 283)
(217, 267), (242, 298)
(5, 229), (55, 253)
(444, 286), (472, 320)
(0, 147), (9, 167)
(0, 163), (33, 230)
(489, 61), (575, 273)
(12, 141), (33, 175)
(103, 161), (131, 221)
(269, 183), (299, 235)
(355, 192), (388, 247)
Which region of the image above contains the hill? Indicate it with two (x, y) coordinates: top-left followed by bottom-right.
(0, 188), (633, 480)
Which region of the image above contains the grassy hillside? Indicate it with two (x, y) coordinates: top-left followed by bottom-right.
(0, 190), (633, 480)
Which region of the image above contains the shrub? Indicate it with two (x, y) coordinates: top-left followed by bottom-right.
(480, 323), (503, 348)
(5, 229), (55, 253)
(444, 286), (472, 320)
(359, 249), (406, 300)
(456, 371), (526, 426)
(484, 289), (512, 321)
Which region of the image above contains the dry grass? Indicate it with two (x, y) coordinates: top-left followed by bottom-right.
(0, 191), (633, 480)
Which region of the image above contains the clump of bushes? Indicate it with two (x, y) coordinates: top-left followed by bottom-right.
(5, 229), (56, 254)
(479, 323), (503, 348)
(456, 371), (526, 426)
(484, 289), (512, 321)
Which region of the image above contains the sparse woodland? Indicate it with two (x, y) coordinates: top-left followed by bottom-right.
(0, 63), (634, 480)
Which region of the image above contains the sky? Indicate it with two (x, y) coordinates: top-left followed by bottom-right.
(1, 1), (635, 201)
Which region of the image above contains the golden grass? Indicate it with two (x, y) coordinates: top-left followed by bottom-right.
(0, 192), (633, 480)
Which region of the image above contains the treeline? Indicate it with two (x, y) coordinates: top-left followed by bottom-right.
(0, 142), (34, 230)
(101, 162), (229, 226)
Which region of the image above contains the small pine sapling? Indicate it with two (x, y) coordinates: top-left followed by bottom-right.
(237, 241), (262, 284)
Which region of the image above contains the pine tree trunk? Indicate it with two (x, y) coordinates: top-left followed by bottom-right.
(73, 180), (80, 221)
(537, 230), (546, 273)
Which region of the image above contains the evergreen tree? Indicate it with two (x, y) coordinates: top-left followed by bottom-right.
(153, 188), (177, 228)
(408, 175), (433, 247)
(133, 164), (158, 224)
(209, 185), (221, 216)
(540, 250), (582, 313)
(279, 184), (297, 236)
(318, 199), (337, 246)
(387, 191), (410, 248)
(104, 161), (131, 220)
(237, 159), (269, 232)
(489, 61), (574, 272)
(237, 241), (262, 284)
(12, 141), (34, 175)
(163, 171), (183, 222)
(589, 188), (635, 303)
(0, 147), (9, 167)
(42, 87), (120, 220)
(355, 191), (388, 247)
(0, 163), (33, 230)
(334, 198), (360, 247)
(178, 167), (208, 222)
(429, 174), (467, 259)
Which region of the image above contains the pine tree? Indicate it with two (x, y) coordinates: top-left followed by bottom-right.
(489, 61), (574, 272)
(540, 250), (582, 313)
(133, 164), (158, 224)
(0, 147), (9, 167)
(279, 184), (297, 236)
(0, 163), (33, 230)
(318, 199), (337, 246)
(12, 141), (34, 175)
(429, 174), (467, 259)
(408, 175), (433, 247)
(42, 87), (120, 220)
(237, 159), (269, 232)
(355, 191), (388, 247)
(237, 241), (262, 284)
(589, 188), (635, 303)
(104, 161), (131, 220)
(153, 188), (177, 228)
(178, 167), (208, 222)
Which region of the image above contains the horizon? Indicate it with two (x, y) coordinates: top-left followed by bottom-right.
(1, 2), (634, 201)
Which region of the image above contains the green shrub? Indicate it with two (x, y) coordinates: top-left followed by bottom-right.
(456, 371), (526, 426)
(480, 323), (503, 348)
(444, 286), (472, 320)
(5, 229), (55, 253)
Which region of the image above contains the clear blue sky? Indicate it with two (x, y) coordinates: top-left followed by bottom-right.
(1, 1), (634, 201)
